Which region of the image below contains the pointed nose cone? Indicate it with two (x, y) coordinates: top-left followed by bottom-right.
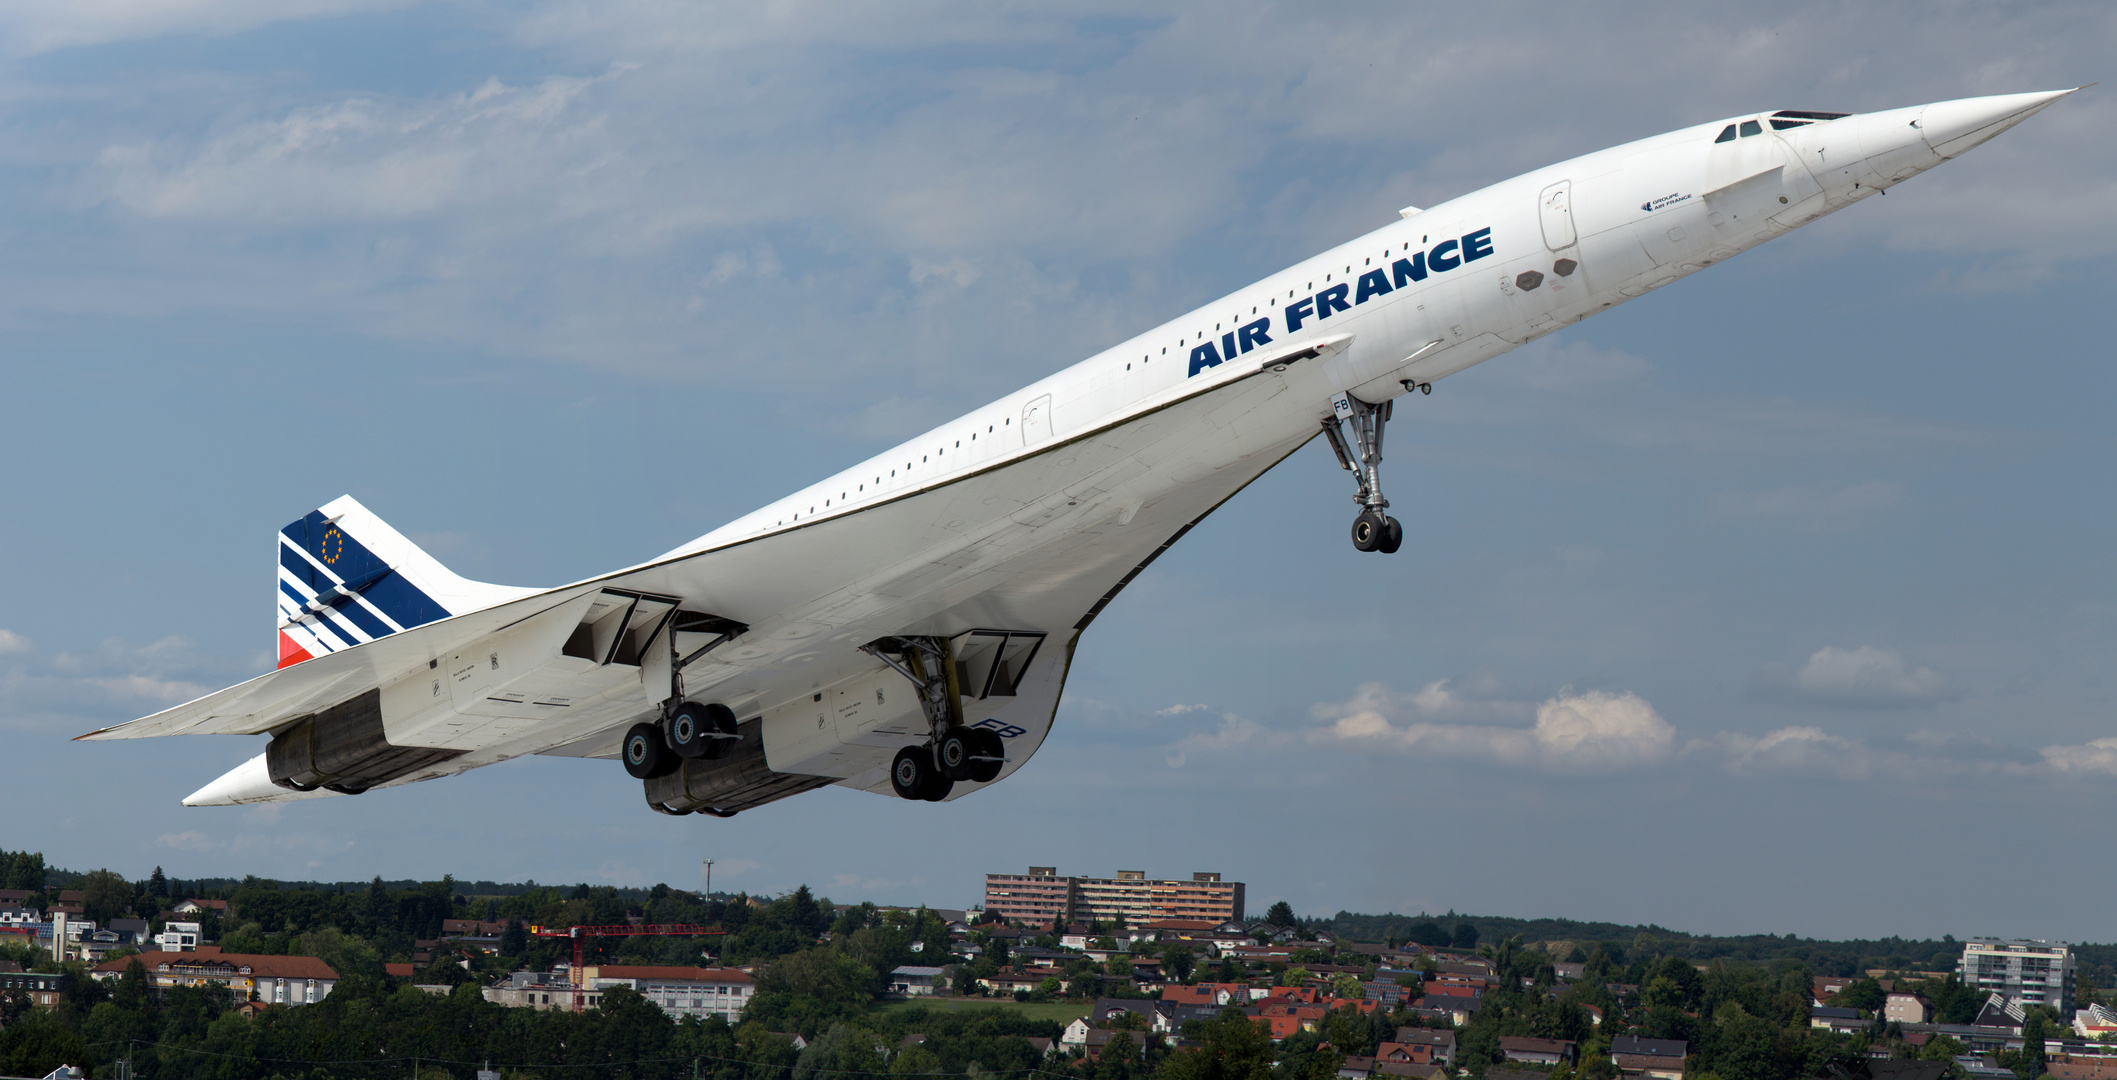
(1919, 88), (2080, 158)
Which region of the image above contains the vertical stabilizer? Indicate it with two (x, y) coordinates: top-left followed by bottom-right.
(275, 495), (537, 668)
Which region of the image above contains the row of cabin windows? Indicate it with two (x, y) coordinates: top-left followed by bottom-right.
(777, 420), (1013, 524)
(776, 228), (1440, 527)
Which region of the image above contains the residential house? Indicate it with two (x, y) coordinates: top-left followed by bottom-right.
(0, 964), (69, 1007)
(1061, 1018), (1093, 1048)
(1554, 963), (1587, 981)
(1339, 1055), (1376, 1079)
(1389, 1028), (1457, 1066)
(1023, 1038), (1054, 1059)
(2048, 1061), (2117, 1080)
(0, 890), (33, 907)
(91, 947), (338, 1005)
(1260, 1015), (1302, 1040)
(890, 966), (946, 996)
(1374, 1063), (1444, 1080)
(1499, 1037), (1577, 1066)
(173, 899), (227, 917)
(1084, 1030), (1149, 1060)
(1886, 992), (1935, 1025)
(1611, 1036), (1687, 1080)
(154, 921), (204, 951)
(1412, 994), (1482, 1026)
(1810, 1007), (1866, 1034)
(2074, 1004), (2117, 1040)
(1813, 976), (1858, 1005)
(1164, 983), (1246, 1007)
(1094, 999), (1158, 1026)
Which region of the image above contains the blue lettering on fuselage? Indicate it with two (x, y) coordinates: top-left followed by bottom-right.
(1188, 226), (1493, 377)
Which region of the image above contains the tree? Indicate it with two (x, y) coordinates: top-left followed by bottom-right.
(1828, 978), (1885, 1013)
(1265, 901), (1297, 927)
(1332, 973), (1364, 1001)
(81, 870), (132, 926)
(1452, 921), (1479, 949)
(146, 867), (168, 900)
(500, 917), (529, 957)
(1161, 1007), (1276, 1080)
(1165, 946), (1195, 984)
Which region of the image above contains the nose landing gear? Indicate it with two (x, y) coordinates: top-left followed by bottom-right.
(1321, 391), (1406, 554)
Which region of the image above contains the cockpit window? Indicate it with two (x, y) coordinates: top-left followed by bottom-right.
(1714, 124), (1737, 143)
(1739, 119), (1762, 137)
(1770, 110), (1850, 130)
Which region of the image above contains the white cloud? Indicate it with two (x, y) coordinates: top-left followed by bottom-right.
(2038, 738), (2117, 777)
(0, 0), (407, 57)
(1709, 481), (1905, 532)
(0, 630), (28, 655)
(1308, 681), (1674, 772)
(1163, 709), (1286, 769)
(1709, 726), (1871, 781)
(1755, 646), (1953, 709)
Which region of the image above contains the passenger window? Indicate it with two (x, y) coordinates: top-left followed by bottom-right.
(1739, 120), (1762, 138)
(1714, 125), (1737, 143)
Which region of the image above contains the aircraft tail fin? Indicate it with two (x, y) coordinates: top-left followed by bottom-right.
(276, 495), (536, 668)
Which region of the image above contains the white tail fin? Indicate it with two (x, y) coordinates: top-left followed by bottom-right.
(275, 495), (536, 668)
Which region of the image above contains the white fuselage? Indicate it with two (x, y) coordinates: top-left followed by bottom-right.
(154, 91), (2072, 809)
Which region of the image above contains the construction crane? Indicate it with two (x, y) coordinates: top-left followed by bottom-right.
(528, 922), (726, 1012)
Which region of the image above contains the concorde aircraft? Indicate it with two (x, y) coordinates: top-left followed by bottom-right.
(82, 89), (2078, 816)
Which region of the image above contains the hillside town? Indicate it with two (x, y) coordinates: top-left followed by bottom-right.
(0, 854), (2109, 1080)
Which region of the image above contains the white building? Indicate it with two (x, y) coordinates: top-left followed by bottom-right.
(487, 966), (753, 1021)
(154, 921), (203, 951)
(890, 965), (946, 996)
(1957, 940), (2074, 1012)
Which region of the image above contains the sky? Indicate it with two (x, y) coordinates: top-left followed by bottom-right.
(0, 1), (2112, 944)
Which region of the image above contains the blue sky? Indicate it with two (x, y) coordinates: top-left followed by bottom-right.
(1, 2), (2112, 942)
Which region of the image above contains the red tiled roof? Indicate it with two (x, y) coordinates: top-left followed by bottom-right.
(95, 949), (338, 980)
(385, 963), (415, 977)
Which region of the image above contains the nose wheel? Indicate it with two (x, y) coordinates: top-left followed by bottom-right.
(1321, 391), (1410, 554)
(1351, 512), (1403, 554)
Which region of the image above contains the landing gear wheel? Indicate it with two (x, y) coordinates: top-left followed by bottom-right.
(666, 702), (738, 759)
(624, 722), (678, 779)
(890, 746), (932, 800)
(967, 728), (1005, 783)
(937, 728), (978, 781)
(1351, 512), (1386, 552)
(920, 766), (954, 802)
(1379, 516), (1403, 555)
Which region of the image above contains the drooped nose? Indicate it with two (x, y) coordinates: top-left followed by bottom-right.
(1917, 88), (2080, 158)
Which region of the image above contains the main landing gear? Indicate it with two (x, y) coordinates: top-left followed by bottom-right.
(1320, 389), (1419, 554)
(624, 612), (749, 781)
(863, 636), (1007, 802)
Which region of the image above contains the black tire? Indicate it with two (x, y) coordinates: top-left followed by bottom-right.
(1379, 516), (1403, 554)
(890, 746), (930, 800)
(968, 728), (1005, 783)
(667, 702), (739, 759)
(1351, 512), (1384, 552)
(665, 702), (706, 758)
(920, 767), (954, 802)
(936, 728), (978, 781)
(624, 722), (677, 779)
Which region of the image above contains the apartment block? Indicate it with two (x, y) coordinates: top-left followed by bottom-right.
(984, 867), (1243, 925)
(1957, 939), (2074, 1011)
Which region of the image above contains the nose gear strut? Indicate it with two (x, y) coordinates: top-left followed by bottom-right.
(861, 635), (1004, 800)
(1319, 391), (1405, 554)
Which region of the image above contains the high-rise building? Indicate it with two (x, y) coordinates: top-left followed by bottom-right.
(1956, 939), (2074, 1011)
(982, 867), (1244, 925)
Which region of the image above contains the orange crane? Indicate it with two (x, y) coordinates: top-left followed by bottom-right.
(529, 922), (726, 1011)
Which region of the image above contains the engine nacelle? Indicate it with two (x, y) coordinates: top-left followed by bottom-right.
(265, 689), (466, 795)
